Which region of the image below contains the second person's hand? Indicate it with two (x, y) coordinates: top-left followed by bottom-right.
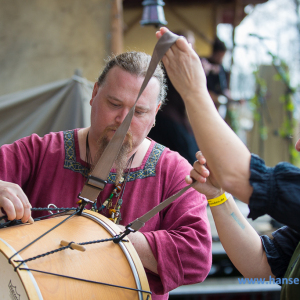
(186, 151), (223, 200)
(156, 27), (209, 102)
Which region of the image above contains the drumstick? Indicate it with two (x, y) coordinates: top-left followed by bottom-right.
(60, 240), (86, 252)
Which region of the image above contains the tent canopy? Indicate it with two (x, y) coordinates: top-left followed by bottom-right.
(0, 73), (94, 146)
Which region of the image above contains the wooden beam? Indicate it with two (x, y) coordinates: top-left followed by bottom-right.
(111, 0), (124, 55)
(229, 0), (243, 79)
(124, 13), (141, 36)
(166, 6), (213, 45)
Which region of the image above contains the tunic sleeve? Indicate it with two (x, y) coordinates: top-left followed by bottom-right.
(261, 226), (300, 278)
(248, 154), (300, 233)
(142, 157), (212, 295)
(0, 136), (35, 186)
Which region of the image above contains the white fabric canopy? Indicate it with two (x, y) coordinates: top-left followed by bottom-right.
(0, 74), (93, 146)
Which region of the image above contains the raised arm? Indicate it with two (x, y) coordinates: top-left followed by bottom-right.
(186, 153), (274, 279)
(156, 27), (253, 203)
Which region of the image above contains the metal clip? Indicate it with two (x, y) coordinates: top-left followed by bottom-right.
(48, 204), (59, 215)
(86, 175), (107, 190)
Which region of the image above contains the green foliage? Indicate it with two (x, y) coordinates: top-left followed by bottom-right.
(259, 126), (268, 140)
(250, 70), (268, 140)
(252, 63), (298, 164)
(289, 144), (300, 167)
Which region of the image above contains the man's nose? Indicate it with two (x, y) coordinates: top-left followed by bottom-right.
(115, 108), (129, 124)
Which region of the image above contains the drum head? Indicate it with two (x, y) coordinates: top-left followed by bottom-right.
(0, 211), (151, 300)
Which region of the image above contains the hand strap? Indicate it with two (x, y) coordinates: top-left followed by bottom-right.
(128, 181), (198, 232)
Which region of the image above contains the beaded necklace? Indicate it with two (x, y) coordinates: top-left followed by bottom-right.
(97, 153), (135, 224)
(85, 131), (135, 224)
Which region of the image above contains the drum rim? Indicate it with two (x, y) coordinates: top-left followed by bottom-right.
(0, 238), (43, 299)
(81, 211), (145, 300)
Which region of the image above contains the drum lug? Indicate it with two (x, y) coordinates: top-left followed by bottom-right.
(113, 225), (135, 244)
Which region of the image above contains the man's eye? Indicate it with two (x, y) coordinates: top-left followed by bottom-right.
(109, 101), (119, 107)
(135, 110), (144, 115)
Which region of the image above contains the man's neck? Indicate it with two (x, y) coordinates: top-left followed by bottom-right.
(78, 127), (151, 169)
(129, 138), (151, 168)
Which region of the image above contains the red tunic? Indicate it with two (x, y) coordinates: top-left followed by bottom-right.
(0, 129), (212, 299)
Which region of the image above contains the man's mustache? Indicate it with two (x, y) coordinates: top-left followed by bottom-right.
(92, 126), (133, 173)
(105, 126), (133, 139)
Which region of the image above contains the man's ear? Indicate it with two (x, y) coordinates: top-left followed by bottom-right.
(90, 82), (99, 105)
(155, 102), (161, 114)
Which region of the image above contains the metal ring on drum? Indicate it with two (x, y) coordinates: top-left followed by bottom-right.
(47, 204), (59, 215)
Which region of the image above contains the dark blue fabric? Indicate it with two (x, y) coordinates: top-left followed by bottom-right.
(248, 154), (300, 233)
(148, 64), (199, 165)
(206, 64), (228, 95)
(261, 227), (300, 278)
(149, 113), (198, 165)
(249, 154), (300, 278)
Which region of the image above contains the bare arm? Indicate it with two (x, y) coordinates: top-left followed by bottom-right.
(157, 28), (252, 203)
(186, 155), (273, 279)
(118, 224), (158, 274)
(211, 195), (273, 279)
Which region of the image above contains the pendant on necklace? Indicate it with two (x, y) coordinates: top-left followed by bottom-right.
(113, 198), (123, 224)
(97, 177), (124, 213)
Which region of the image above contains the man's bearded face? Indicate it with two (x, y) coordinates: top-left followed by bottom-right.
(93, 126), (133, 184)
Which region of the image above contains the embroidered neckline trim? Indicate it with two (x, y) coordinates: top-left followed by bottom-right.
(63, 130), (165, 183)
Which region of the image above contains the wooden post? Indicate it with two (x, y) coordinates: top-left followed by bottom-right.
(248, 65), (290, 166)
(229, 0), (242, 83)
(111, 0), (123, 55)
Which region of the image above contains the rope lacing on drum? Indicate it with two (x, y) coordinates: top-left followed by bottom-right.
(13, 236), (122, 270)
(0, 207), (78, 228)
(8, 208), (80, 264)
(6, 204), (132, 266)
(10, 218), (151, 297)
(17, 267), (151, 297)
(11, 235), (152, 298)
(6, 205), (151, 298)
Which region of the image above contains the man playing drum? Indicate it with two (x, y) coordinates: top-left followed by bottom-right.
(0, 51), (211, 299)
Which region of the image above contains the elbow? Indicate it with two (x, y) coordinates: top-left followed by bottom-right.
(219, 177), (236, 194)
(218, 175), (252, 203)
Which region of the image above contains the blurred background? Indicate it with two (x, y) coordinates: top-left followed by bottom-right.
(1, 0), (300, 298)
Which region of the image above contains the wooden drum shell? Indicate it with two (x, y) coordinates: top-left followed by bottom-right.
(0, 210), (151, 300)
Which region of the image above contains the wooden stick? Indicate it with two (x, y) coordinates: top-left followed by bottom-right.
(60, 240), (86, 252)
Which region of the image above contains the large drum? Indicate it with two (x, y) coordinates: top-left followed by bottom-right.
(0, 210), (151, 300)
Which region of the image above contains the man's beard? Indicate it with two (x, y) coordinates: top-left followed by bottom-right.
(92, 126), (133, 184)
